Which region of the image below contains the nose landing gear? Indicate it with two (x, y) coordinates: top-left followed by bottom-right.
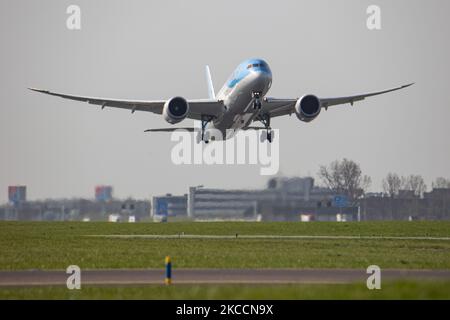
(252, 92), (262, 110)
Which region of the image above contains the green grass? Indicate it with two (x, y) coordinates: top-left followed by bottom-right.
(1, 281), (449, 299)
(0, 221), (449, 270)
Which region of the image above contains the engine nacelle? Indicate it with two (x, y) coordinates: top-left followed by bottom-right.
(163, 96), (189, 124)
(295, 94), (321, 122)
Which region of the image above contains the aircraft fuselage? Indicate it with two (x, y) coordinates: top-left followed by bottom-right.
(208, 59), (272, 139)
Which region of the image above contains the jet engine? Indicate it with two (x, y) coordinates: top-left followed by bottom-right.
(163, 96), (190, 124)
(295, 94), (321, 122)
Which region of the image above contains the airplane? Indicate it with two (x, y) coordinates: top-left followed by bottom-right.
(29, 58), (413, 143)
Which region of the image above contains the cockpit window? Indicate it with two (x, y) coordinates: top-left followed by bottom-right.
(247, 62), (268, 69)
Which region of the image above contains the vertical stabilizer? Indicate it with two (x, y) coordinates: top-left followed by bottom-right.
(205, 65), (216, 100)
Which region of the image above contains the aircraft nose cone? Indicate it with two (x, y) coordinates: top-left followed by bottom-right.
(251, 70), (272, 91)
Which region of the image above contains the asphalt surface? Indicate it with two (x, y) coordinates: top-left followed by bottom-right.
(0, 269), (449, 286)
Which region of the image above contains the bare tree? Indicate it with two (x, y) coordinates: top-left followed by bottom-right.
(401, 174), (427, 197)
(382, 173), (402, 197)
(432, 177), (450, 189)
(318, 158), (371, 201)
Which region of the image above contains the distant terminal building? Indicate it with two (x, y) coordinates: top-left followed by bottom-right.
(360, 187), (450, 221)
(2, 180), (449, 222)
(95, 186), (113, 202)
(258, 177), (357, 221)
(3, 186), (28, 220)
(188, 187), (261, 220)
(151, 177), (358, 222)
(151, 194), (188, 219)
(0, 185), (151, 222)
(8, 186), (26, 206)
(0, 198), (151, 222)
(186, 177), (352, 221)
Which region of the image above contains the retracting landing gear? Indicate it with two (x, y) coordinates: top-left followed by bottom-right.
(257, 113), (274, 143)
(196, 115), (215, 144)
(252, 91), (262, 110)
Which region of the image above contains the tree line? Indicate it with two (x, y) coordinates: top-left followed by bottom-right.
(317, 158), (450, 201)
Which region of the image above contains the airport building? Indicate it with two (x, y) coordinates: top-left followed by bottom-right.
(8, 186), (27, 205)
(152, 177), (359, 222)
(151, 178), (450, 222)
(0, 198), (151, 222)
(152, 194), (188, 220)
(2, 180), (450, 222)
(360, 188), (450, 221)
(0, 185), (151, 222)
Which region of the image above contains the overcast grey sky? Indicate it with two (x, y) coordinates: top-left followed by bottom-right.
(1, 0), (449, 203)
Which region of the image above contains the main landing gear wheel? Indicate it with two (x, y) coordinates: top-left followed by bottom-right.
(260, 129), (274, 143)
(256, 113), (273, 143)
(196, 132), (209, 144)
(197, 115), (214, 144)
(267, 129), (274, 143)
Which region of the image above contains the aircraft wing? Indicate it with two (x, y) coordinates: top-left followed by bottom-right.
(28, 88), (224, 120)
(260, 83), (414, 118)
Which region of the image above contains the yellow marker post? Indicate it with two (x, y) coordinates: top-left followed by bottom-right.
(165, 256), (172, 285)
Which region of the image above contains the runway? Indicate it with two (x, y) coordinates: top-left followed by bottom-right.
(0, 269), (449, 286)
(87, 234), (450, 241)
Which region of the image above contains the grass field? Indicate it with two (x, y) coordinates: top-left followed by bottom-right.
(1, 281), (450, 300)
(1, 221), (449, 299)
(0, 221), (449, 270)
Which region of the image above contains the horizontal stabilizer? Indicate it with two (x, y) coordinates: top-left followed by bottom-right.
(144, 128), (196, 133)
(245, 127), (267, 130)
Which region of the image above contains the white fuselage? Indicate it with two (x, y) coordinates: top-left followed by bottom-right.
(206, 59), (273, 140)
